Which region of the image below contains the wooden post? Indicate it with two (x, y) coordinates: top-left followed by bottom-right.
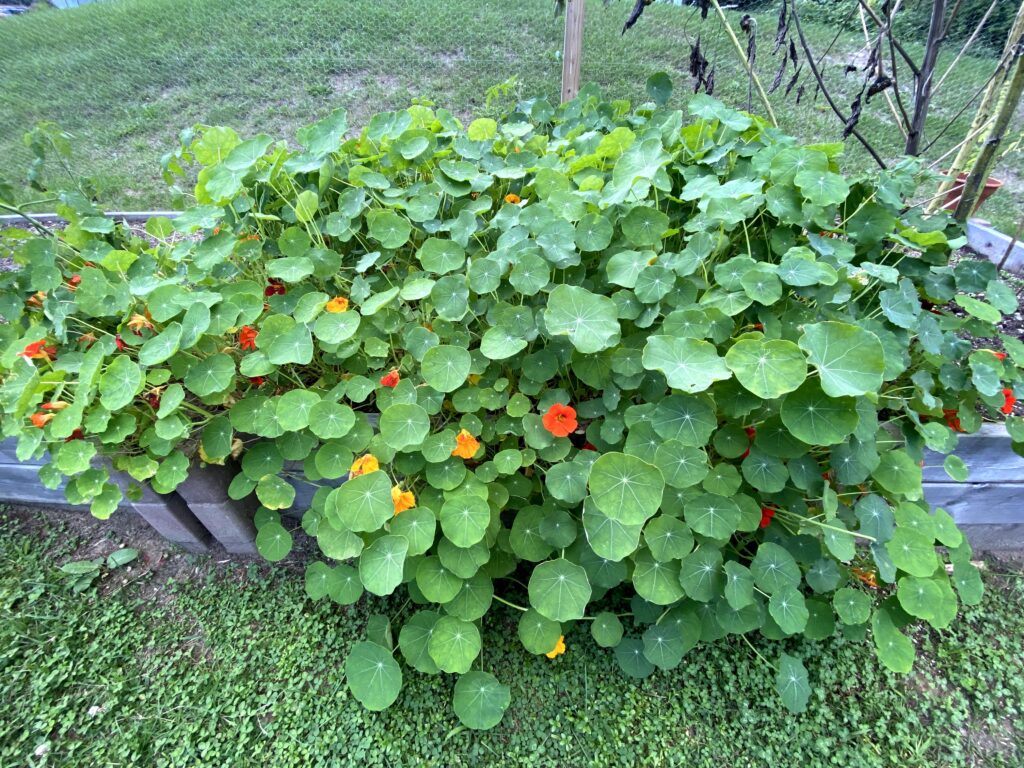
(561, 0), (585, 103)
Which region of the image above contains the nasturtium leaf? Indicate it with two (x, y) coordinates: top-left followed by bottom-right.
(545, 461), (590, 504)
(781, 381), (859, 446)
(725, 338), (807, 399)
(653, 441), (709, 488)
(359, 535), (409, 596)
(305, 561), (341, 601)
(345, 641), (402, 711)
(591, 611), (624, 647)
(644, 515), (694, 561)
(313, 311), (360, 344)
(769, 585), (809, 634)
(751, 542), (801, 594)
(543, 284), (621, 353)
(440, 494), (491, 548)
(255, 521), (293, 561)
(184, 353), (235, 397)
(575, 213), (613, 252)
(885, 528), (938, 577)
(138, 323), (182, 365)
(367, 209), (411, 249)
(614, 638), (655, 679)
(724, 561), (755, 609)
(379, 403), (430, 451)
(652, 394), (717, 446)
(518, 609), (563, 655)
(389, 507), (436, 556)
(510, 507), (555, 562)
(684, 494), (740, 540)
(833, 587), (872, 625)
(798, 322), (885, 398)
(633, 549), (685, 605)
(416, 557), (463, 603)
(480, 326), (529, 360)
(583, 501), (644, 562)
(256, 475), (295, 510)
(275, 389), (320, 432)
(873, 449), (923, 500)
(332, 471), (393, 532)
(453, 672), (511, 731)
(678, 547), (723, 602)
(428, 616), (481, 674)
(588, 452), (664, 525)
(308, 401), (355, 440)
(776, 653), (812, 713)
(741, 449), (789, 493)
(55, 440), (96, 475)
(528, 558), (592, 622)
(642, 335), (731, 393)
(872, 607), (915, 673)
(99, 356), (143, 410)
(795, 170), (849, 206)
(421, 345), (471, 392)
(642, 622), (685, 670)
(418, 237), (465, 274)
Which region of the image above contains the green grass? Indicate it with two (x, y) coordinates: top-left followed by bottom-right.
(0, 0), (1021, 233)
(2, 512), (1023, 767)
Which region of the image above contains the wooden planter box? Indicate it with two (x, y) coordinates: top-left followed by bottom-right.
(923, 424), (1024, 550)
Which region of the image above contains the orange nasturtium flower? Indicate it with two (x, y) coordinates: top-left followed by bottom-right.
(238, 326), (258, 352)
(30, 412), (53, 428)
(19, 340), (58, 362)
(451, 429), (480, 459)
(380, 369), (401, 388)
(325, 296), (350, 313)
(850, 567), (879, 589)
(392, 485), (416, 516)
(349, 454), (380, 478)
(542, 403), (577, 438)
(41, 401), (69, 411)
(545, 635), (566, 659)
(504, 193), (522, 205)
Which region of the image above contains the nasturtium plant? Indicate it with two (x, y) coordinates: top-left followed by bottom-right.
(2, 77), (1021, 729)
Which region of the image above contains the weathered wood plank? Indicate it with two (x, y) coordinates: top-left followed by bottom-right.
(174, 461), (257, 555)
(923, 425), (1024, 483)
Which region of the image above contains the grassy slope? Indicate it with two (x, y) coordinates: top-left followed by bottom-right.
(0, 0), (1021, 231)
(1, 514), (1023, 767)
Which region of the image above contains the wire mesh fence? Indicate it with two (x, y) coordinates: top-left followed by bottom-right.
(0, 0), (1020, 215)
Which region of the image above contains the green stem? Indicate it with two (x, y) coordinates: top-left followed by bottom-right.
(492, 594), (528, 612)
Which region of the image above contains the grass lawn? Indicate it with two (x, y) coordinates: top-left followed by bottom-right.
(1, 507), (1023, 767)
(0, 0), (1021, 233)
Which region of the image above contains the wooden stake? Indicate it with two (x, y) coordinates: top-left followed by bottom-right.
(561, 0), (585, 103)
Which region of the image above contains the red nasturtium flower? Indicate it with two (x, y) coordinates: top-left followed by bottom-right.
(41, 402), (69, 411)
(19, 340), (58, 362)
(542, 403), (577, 438)
(264, 279), (286, 297)
(759, 507), (775, 529)
(238, 325), (258, 351)
(984, 349), (1008, 360)
(943, 408), (964, 432)
(249, 376), (266, 387)
(380, 369), (401, 388)
(582, 442), (598, 452)
(1002, 388), (1017, 415)
(115, 334), (126, 352)
(65, 428), (84, 442)
(67, 274), (82, 290)
(30, 412), (53, 428)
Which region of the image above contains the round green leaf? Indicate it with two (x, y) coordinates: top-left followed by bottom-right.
(591, 611), (624, 647)
(798, 322), (885, 398)
(345, 641), (402, 711)
(427, 616), (481, 674)
(399, 611), (441, 674)
(379, 403), (430, 451)
(184, 353), (235, 396)
(582, 500), (644, 562)
(776, 653), (811, 714)
(642, 622), (685, 670)
(543, 284), (621, 354)
(99, 356), (144, 410)
(308, 401), (356, 440)
(256, 475), (296, 510)
(517, 608), (563, 655)
(440, 494), (491, 548)
(331, 471), (394, 532)
(642, 335), (731, 393)
(632, 549), (684, 605)
(359, 535), (409, 596)
(453, 671), (511, 731)
(781, 381), (859, 446)
(725, 338), (807, 399)
(255, 521), (292, 561)
(528, 558), (592, 622)
(684, 493), (740, 540)
(416, 557), (463, 603)
(421, 345), (471, 392)
(588, 452), (664, 525)
(872, 607), (915, 673)
(389, 506), (436, 556)
(643, 515), (694, 561)
(833, 587), (872, 625)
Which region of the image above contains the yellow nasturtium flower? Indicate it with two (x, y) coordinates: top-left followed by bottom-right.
(325, 296), (349, 313)
(392, 485), (416, 515)
(350, 454), (380, 478)
(545, 635), (566, 659)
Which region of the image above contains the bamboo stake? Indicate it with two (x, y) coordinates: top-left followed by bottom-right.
(709, 0), (778, 127)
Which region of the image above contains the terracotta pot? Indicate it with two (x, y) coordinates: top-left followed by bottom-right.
(941, 171), (1004, 213)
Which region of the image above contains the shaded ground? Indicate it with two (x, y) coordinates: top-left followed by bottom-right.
(1, 504), (1023, 767)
